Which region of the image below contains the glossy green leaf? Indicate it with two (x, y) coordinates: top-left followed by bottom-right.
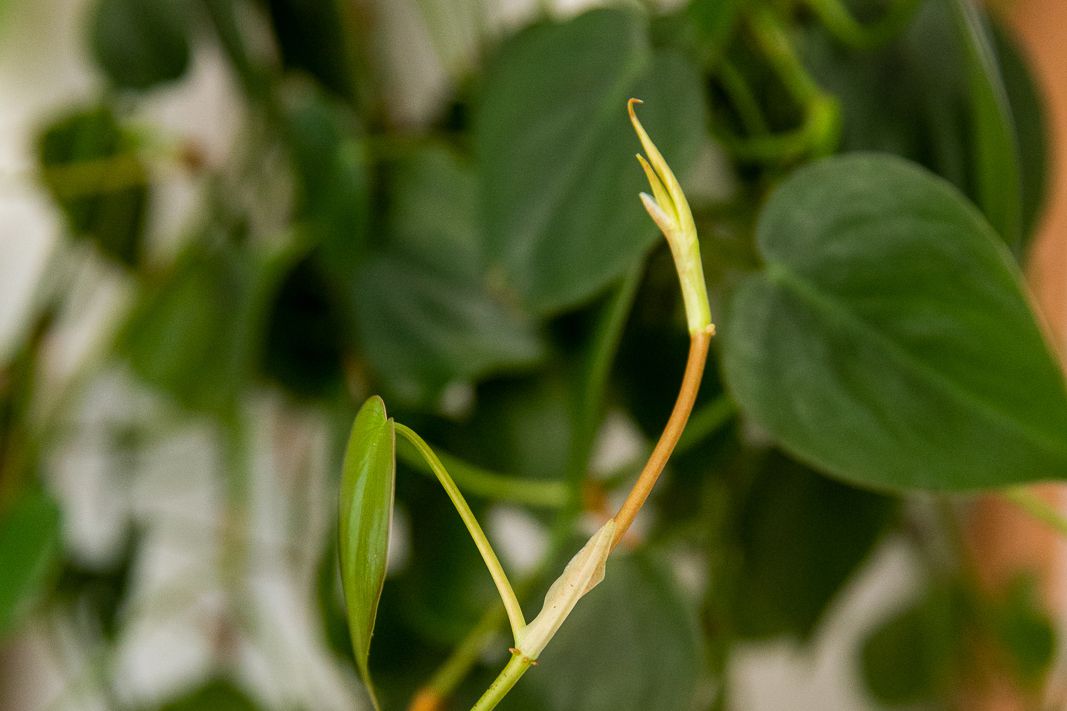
(90, 0), (190, 90)
(733, 452), (894, 640)
(37, 106), (148, 268)
(338, 396), (396, 709)
(945, 0), (1022, 250)
(353, 148), (546, 409)
(476, 9), (706, 314)
(0, 491), (62, 637)
(157, 679), (259, 710)
(722, 154), (1067, 491)
(502, 552), (702, 711)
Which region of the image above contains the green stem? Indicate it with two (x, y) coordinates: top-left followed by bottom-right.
(714, 4), (839, 162)
(395, 437), (568, 508)
(410, 268), (643, 706)
(394, 422), (527, 642)
(806, 0), (922, 49)
(471, 654), (534, 711)
(1002, 487), (1067, 537)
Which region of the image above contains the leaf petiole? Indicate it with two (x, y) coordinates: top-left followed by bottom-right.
(393, 422), (527, 642)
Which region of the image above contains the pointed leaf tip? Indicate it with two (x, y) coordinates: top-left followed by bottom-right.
(339, 396), (396, 710)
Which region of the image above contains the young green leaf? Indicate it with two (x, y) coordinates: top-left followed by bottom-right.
(722, 154), (1067, 491)
(338, 396), (396, 709)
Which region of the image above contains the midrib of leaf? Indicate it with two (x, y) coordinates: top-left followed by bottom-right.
(764, 262), (1067, 465)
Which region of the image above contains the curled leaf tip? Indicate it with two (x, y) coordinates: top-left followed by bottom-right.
(627, 100), (712, 335)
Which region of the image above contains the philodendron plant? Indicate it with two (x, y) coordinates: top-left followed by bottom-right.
(338, 102), (712, 711)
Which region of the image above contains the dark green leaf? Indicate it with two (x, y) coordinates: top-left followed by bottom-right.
(861, 583), (962, 705)
(120, 241), (269, 414)
(90, 0), (190, 90)
(733, 452), (895, 640)
(945, 0), (1022, 249)
(992, 575), (1057, 687)
(476, 9), (706, 313)
(262, 0), (357, 100)
(0, 490), (62, 638)
(261, 255), (347, 399)
(283, 85), (371, 282)
(991, 22), (1049, 244)
(156, 679), (259, 710)
(802, 0), (1033, 250)
(502, 552), (703, 711)
(353, 148), (546, 409)
(722, 154), (1067, 490)
(338, 396), (396, 709)
(37, 106), (148, 268)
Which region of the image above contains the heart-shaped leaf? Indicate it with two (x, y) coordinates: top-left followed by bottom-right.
(476, 9), (705, 314)
(338, 396), (396, 709)
(722, 154), (1067, 491)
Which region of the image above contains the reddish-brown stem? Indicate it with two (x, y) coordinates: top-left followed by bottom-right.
(611, 324), (713, 549)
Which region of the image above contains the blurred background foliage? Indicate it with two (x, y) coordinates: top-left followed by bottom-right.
(0, 0), (1064, 709)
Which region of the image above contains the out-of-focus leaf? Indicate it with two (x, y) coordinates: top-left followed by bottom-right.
(992, 575), (1057, 688)
(945, 0), (1021, 249)
(436, 372), (573, 482)
(262, 254), (347, 399)
(733, 452), (895, 639)
(684, 0), (744, 67)
(156, 679), (259, 710)
(262, 0), (357, 100)
(722, 154), (1067, 491)
(283, 85), (371, 282)
(90, 0), (190, 90)
(37, 106), (148, 268)
(353, 148), (546, 409)
(501, 552), (702, 711)
(861, 583), (962, 705)
(0, 490), (61, 638)
(120, 241), (269, 413)
(338, 396), (396, 709)
(992, 22), (1048, 243)
(476, 9), (706, 314)
(803, 0), (1038, 250)
(391, 473), (497, 645)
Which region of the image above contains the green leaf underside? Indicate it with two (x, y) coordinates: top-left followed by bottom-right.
(338, 396), (396, 707)
(477, 8), (706, 314)
(722, 154), (1067, 491)
(503, 552), (702, 711)
(0, 491), (62, 638)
